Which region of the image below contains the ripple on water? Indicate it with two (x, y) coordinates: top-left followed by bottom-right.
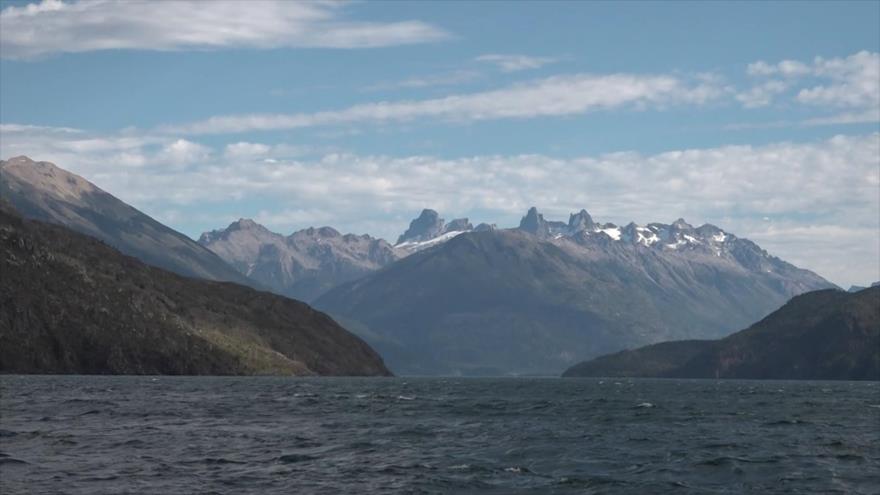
(1, 376), (878, 495)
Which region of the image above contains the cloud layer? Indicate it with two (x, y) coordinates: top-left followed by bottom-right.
(2, 125), (877, 287)
(0, 0), (450, 59)
(155, 51), (878, 135)
(164, 72), (725, 134)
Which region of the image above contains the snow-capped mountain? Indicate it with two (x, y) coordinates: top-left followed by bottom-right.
(315, 207), (837, 376)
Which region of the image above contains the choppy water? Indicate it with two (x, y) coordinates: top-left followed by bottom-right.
(1, 376), (878, 494)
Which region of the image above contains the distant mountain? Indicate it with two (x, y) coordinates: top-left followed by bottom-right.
(563, 287), (879, 380)
(0, 202), (390, 376)
(0, 156), (252, 286)
(199, 219), (400, 302)
(315, 207), (836, 376)
(198, 209), (492, 302)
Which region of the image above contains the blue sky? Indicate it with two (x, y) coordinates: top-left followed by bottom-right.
(0, 0), (878, 287)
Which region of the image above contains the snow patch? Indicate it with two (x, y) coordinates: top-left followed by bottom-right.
(599, 227), (621, 240)
(395, 230), (467, 251)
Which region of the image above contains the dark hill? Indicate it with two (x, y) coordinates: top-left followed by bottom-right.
(0, 202), (390, 376)
(563, 287), (880, 380)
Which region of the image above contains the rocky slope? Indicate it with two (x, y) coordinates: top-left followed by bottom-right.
(315, 207), (836, 376)
(199, 219), (400, 302)
(0, 156), (252, 286)
(563, 287), (879, 380)
(0, 202), (390, 376)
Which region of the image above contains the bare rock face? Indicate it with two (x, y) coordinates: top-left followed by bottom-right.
(397, 209), (446, 244)
(0, 202), (390, 376)
(0, 156), (252, 286)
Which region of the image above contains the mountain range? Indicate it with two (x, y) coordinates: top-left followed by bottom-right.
(197, 208), (494, 302)
(562, 286), (879, 380)
(1, 156), (848, 378)
(198, 219), (399, 302)
(314, 207), (836, 375)
(0, 199), (389, 376)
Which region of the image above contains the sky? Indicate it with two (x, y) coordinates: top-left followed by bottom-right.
(0, 0), (878, 288)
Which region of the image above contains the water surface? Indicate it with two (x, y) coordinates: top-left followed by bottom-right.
(1, 376), (878, 494)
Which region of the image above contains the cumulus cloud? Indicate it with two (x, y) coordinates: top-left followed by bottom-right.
(0, 0), (450, 59)
(2, 125), (877, 286)
(158, 139), (212, 166)
(743, 51), (880, 122)
(475, 54), (559, 72)
(797, 51), (880, 109)
(164, 72), (726, 134)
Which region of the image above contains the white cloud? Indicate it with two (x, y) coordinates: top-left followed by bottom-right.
(3, 125), (877, 287)
(224, 142), (271, 160)
(744, 51), (880, 123)
(364, 70), (480, 91)
(736, 80), (789, 108)
(164, 72), (726, 134)
(159, 139), (212, 166)
(0, 0), (450, 59)
(475, 54), (559, 72)
(797, 51), (880, 109)
(747, 59), (811, 77)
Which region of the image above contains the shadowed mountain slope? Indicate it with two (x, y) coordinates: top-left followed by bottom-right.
(0, 202), (390, 376)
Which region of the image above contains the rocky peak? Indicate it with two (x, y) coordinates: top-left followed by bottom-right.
(671, 218), (694, 231)
(568, 209), (595, 233)
(518, 207), (549, 237)
(232, 218), (261, 231)
(198, 218), (271, 245)
(397, 209), (446, 244)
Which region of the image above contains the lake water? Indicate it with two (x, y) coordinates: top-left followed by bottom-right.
(1, 376), (878, 494)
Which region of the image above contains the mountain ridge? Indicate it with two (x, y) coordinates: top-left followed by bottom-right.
(0, 155), (253, 287)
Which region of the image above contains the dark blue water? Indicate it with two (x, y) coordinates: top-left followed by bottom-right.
(1, 376), (878, 494)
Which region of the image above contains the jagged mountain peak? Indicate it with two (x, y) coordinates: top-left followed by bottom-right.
(518, 206), (548, 236)
(568, 209), (595, 233)
(395, 209), (477, 249)
(397, 208), (445, 244)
